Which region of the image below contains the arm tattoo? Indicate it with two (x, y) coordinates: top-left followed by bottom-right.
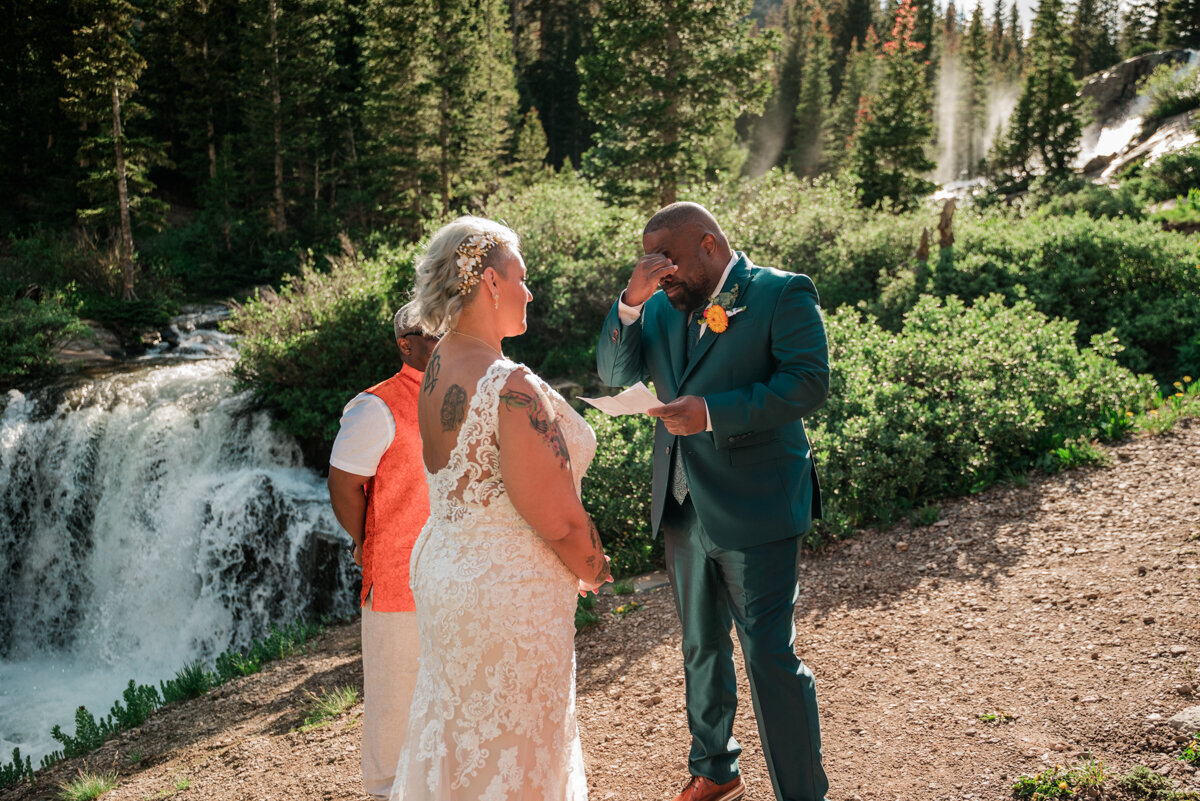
(421, 351), (441, 395)
(499, 388), (571, 470)
(587, 519), (609, 583)
(440, 384), (468, 431)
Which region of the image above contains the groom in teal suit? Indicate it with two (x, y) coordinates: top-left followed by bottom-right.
(596, 203), (830, 801)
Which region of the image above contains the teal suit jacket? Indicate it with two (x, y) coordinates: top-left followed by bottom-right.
(596, 253), (829, 549)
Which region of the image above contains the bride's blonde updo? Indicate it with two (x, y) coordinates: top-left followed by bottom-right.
(414, 216), (521, 335)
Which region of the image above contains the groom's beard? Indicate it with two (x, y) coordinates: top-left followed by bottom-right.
(661, 279), (710, 313)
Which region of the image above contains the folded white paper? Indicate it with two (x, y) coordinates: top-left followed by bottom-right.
(578, 382), (660, 416)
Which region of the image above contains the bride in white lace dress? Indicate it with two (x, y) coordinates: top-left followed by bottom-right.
(390, 217), (611, 801)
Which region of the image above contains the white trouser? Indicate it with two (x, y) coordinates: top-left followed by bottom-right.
(361, 590), (420, 800)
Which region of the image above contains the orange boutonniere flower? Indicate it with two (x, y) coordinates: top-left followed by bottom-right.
(703, 304), (730, 333)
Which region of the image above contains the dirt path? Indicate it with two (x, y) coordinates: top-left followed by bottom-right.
(4, 422), (1199, 801)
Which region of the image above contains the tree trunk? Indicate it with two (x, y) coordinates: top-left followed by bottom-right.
(269, 0), (287, 235)
(112, 83), (137, 301)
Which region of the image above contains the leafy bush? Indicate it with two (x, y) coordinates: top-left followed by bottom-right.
(1127, 146), (1200, 203)
(1012, 759), (1107, 799)
(807, 295), (1154, 535)
(1033, 181), (1145, 220)
(0, 748), (33, 790)
(581, 410), (661, 577)
(0, 290), (86, 386)
(874, 213), (1200, 382)
(228, 240), (419, 461)
(1153, 187), (1200, 226)
(48, 707), (115, 761)
(160, 661), (213, 704)
(1140, 61), (1200, 123)
(483, 172), (642, 377)
(108, 680), (161, 729)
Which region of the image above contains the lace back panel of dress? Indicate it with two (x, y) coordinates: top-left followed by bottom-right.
(426, 360), (517, 524)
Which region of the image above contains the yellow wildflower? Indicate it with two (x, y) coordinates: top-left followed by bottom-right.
(1176, 381), (1184, 390)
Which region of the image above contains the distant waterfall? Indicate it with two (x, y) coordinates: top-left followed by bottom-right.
(0, 330), (357, 762)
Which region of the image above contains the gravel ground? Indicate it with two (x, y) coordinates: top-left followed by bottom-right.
(4, 420), (1199, 801)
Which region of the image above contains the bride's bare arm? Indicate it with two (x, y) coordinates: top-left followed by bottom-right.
(497, 371), (610, 590)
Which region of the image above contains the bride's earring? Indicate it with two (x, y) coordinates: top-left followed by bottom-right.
(493, 293), (499, 310)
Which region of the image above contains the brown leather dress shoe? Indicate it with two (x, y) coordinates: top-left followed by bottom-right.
(672, 775), (747, 801)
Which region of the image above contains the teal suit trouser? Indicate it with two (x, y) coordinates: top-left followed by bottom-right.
(662, 496), (829, 801)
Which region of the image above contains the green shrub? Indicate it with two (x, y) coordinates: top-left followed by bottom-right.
(807, 295), (1154, 535)
(1153, 187), (1200, 226)
(581, 409), (661, 577)
(874, 213), (1200, 382)
(108, 680), (161, 729)
(1012, 759), (1107, 799)
(1140, 61), (1200, 123)
(1129, 146), (1200, 203)
(482, 172), (642, 377)
(0, 748), (34, 789)
(1033, 181), (1145, 220)
(574, 593), (600, 630)
(0, 289), (86, 385)
(160, 661), (213, 704)
(49, 707), (115, 760)
(228, 241), (419, 460)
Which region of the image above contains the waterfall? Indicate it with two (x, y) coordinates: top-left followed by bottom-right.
(0, 330), (358, 764)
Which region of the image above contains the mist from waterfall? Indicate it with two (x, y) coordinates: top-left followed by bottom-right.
(935, 51), (1021, 185)
(0, 337), (358, 764)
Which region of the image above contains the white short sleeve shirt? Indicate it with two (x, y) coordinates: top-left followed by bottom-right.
(328, 392), (396, 477)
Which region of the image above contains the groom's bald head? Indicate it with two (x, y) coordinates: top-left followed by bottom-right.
(644, 202), (728, 249)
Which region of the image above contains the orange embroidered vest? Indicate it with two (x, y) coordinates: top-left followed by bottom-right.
(362, 369), (429, 612)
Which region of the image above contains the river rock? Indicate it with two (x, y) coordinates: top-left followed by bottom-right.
(55, 320), (125, 365)
(1168, 706), (1200, 733)
(1079, 49), (1194, 126)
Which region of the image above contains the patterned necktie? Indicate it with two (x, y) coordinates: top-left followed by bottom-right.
(672, 310), (703, 504)
(685, 309), (702, 360)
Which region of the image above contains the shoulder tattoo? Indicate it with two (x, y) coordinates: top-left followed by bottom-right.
(422, 351), (441, 395)
(498, 387), (571, 470)
(440, 384), (468, 431)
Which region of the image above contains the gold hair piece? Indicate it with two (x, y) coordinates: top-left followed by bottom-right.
(455, 233), (501, 295)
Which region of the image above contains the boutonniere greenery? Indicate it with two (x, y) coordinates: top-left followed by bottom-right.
(702, 286), (746, 334)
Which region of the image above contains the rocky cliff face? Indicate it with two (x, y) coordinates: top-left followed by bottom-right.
(1076, 49), (1199, 178)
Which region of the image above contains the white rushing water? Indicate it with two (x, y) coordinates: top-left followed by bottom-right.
(0, 327), (357, 765)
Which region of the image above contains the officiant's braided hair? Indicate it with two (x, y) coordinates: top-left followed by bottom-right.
(414, 216), (520, 336)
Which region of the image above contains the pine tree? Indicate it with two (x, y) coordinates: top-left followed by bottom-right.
(360, 0), (436, 231)
(0, 0), (80, 226)
(850, 0), (935, 209)
(1162, 0), (1200, 47)
(830, 27), (880, 166)
(991, 0), (1006, 64)
(517, 0), (598, 168)
(749, 0), (810, 176)
(992, 0), (1083, 185)
(958, 3), (991, 176)
(510, 107), (551, 187)
(1007, 1), (1024, 69)
(1120, 0), (1159, 56)
(58, 0), (166, 300)
(1069, 0), (1120, 78)
(579, 0), (777, 208)
(792, 3), (834, 176)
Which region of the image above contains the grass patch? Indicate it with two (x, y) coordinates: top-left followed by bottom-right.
(575, 593), (600, 631)
(611, 579), (635, 596)
(298, 686), (360, 732)
(1012, 759), (1107, 799)
(57, 770), (117, 801)
(1117, 764), (1198, 800)
(976, 710), (1015, 723)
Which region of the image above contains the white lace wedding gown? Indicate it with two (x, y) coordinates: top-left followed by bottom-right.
(390, 359), (596, 801)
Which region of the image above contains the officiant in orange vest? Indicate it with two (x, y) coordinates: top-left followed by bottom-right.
(328, 301), (438, 800)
